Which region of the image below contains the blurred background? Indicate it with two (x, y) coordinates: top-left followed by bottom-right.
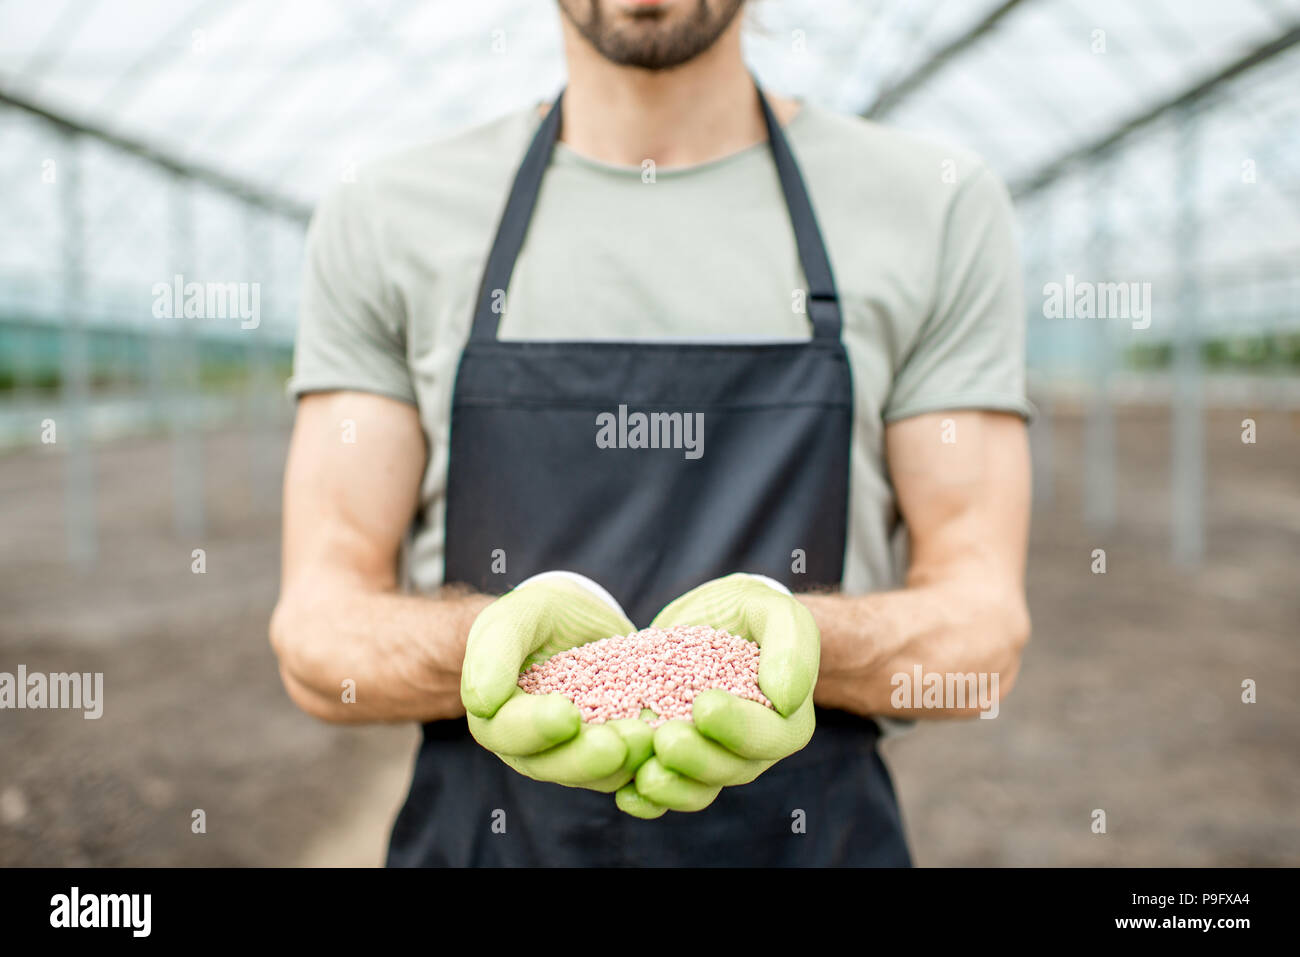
(1, 0), (1296, 865)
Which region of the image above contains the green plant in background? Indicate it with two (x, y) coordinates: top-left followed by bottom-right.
(1126, 333), (1300, 372)
(0, 318), (293, 395)
(1128, 341), (1174, 370)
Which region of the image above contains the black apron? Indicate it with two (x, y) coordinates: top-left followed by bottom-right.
(388, 87), (911, 867)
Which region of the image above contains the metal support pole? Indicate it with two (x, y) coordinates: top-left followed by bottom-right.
(1172, 104), (1204, 565)
(59, 129), (96, 567)
(146, 300), (165, 427)
(244, 206), (278, 513)
(1084, 163), (1116, 528)
(12, 322), (38, 400)
(169, 174), (205, 539)
(1027, 202), (1054, 511)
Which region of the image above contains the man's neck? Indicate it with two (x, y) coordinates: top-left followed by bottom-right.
(556, 17), (796, 168)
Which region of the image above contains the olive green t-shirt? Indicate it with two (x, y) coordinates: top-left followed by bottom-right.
(289, 100), (1032, 602)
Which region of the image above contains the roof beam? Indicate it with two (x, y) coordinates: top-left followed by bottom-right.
(1011, 23), (1300, 198)
(0, 81), (311, 222)
(863, 0), (1032, 118)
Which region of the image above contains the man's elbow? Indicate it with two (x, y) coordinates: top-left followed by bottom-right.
(269, 596), (348, 724)
(279, 664), (356, 724)
(268, 593), (304, 678)
(991, 592), (1031, 701)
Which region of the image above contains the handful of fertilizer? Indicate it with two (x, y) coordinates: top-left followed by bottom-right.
(517, 624), (774, 727)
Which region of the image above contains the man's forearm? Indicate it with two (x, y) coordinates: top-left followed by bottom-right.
(801, 581), (1029, 720)
(270, 583), (493, 724)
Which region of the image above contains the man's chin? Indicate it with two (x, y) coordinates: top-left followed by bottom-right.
(561, 0), (745, 72)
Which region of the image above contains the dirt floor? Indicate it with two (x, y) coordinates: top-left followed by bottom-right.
(0, 403), (1296, 866)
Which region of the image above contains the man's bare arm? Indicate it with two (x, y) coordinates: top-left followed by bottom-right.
(269, 391), (492, 724)
(805, 410), (1032, 719)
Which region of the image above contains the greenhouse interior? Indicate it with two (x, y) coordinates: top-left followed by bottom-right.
(0, 0), (1296, 869)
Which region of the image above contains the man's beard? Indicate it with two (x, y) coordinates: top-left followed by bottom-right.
(558, 0), (746, 71)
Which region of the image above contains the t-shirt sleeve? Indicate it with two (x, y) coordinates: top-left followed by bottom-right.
(287, 179), (417, 405)
(883, 163), (1034, 423)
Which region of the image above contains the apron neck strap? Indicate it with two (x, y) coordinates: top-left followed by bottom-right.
(471, 82), (843, 342)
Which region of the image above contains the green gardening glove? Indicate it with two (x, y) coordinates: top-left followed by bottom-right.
(615, 573), (819, 818)
(462, 572), (654, 792)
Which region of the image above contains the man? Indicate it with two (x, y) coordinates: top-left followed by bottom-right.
(271, 0), (1031, 867)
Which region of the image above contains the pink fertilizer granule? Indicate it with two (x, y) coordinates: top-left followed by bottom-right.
(517, 624), (773, 727)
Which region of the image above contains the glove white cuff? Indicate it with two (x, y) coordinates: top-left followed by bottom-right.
(515, 570), (628, 617)
(513, 571), (790, 615)
(737, 573), (793, 596)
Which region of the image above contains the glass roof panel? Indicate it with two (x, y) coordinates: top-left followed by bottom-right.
(3, 0), (1296, 202)
(1, 0), (1297, 353)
